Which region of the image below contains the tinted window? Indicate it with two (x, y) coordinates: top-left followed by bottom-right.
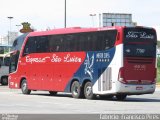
(10, 33), (29, 73)
(12, 33), (29, 51)
(23, 36), (48, 55)
(23, 30), (117, 55)
(124, 27), (157, 57)
(9, 51), (20, 73)
(48, 35), (64, 52)
(124, 44), (156, 57)
(36, 36), (48, 53)
(23, 37), (36, 55)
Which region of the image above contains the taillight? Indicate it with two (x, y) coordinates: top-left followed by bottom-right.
(155, 68), (157, 78)
(151, 78), (157, 84)
(118, 67), (127, 84)
(151, 79), (156, 84)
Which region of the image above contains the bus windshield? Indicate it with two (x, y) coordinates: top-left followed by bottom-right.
(123, 27), (157, 57)
(9, 33), (29, 73)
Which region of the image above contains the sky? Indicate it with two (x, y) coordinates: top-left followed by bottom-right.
(0, 0), (160, 38)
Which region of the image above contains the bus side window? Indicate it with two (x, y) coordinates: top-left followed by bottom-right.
(23, 37), (36, 56)
(97, 34), (104, 51)
(36, 36), (48, 53)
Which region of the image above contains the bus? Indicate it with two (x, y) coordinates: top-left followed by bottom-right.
(0, 45), (12, 85)
(9, 26), (157, 100)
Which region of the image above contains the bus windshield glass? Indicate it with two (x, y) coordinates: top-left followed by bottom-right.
(123, 27), (157, 57)
(9, 33), (29, 73)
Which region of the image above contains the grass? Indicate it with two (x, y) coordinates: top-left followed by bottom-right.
(158, 67), (160, 84)
(157, 58), (160, 84)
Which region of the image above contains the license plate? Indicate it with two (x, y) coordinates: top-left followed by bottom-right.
(136, 86), (143, 90)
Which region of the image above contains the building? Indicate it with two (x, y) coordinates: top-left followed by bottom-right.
(0, 35), (7, 45)
(0, 36), (4, 45)
(8, 32), (18, 45)
(0, 32), (18, 45)
(99, 13), (137, 27)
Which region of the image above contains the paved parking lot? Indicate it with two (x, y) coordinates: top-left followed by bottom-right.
(0, 85), (160, 114)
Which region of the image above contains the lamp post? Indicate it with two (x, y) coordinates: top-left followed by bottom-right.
(7, 16), (13, 45)
(99, 13), (102, 27)
(64, 0), (67, 28)
(89, 14), (96, 27)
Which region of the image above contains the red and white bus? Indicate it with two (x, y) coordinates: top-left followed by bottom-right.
(9, 26), (157, 100)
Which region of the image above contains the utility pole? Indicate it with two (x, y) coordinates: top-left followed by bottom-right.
(64, 0), (67, 28)
(7, 16), (13, 45)
(89, 14), (96, 27)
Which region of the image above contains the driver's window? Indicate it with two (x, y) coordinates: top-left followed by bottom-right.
(23, 37), (36, 56)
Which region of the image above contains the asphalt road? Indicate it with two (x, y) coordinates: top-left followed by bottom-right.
(0, 85), (160, 114)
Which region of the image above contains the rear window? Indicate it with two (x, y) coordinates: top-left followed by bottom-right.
(123, 27), (157, 57)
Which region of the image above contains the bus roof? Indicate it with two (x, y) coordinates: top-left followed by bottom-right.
(26, 26), (156, 37)
(28, 26), (123, 37)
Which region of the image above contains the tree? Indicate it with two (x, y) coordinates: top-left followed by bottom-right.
(158, 58), (160, 68)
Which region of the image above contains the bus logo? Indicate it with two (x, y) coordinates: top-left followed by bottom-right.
(126, 31), (154, 39)
(84, 54), (94, 79)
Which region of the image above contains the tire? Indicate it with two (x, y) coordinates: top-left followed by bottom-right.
(1, 76), (8, 85)
(49, 91), (57, 96)
(21, 79), (31, 95)
(116, 94), (127, 101)
(84, 82), (95, 100)
(71, 81), (83, 98)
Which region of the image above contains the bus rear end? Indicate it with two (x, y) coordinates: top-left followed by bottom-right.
(117, 27), (157, 95)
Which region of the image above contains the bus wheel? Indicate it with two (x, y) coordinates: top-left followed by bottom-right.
(49, 91), (57, 96)
(1, 76), (8, 85)
(116, 94), (127, 101)
(21, 79), (31, 95)
(71, 81), (82, 98)
(84, 82), (95, 100)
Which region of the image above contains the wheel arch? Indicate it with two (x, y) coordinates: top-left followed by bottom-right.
(69, 78), (80, 92)
(81, 79), (92, 90)
(19, 77), (27, 88)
